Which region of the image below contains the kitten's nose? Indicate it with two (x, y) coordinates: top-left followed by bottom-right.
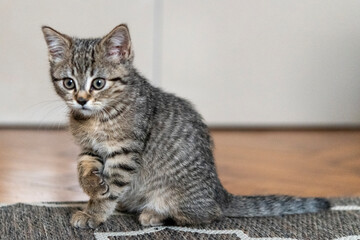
(76, 97), (88, 106)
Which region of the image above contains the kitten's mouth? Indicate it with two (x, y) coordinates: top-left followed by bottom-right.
(76, 107), (94, 117)
(72, 105), (93, 114)
(68, 102), (95, 116)
(79, 107), (92, 113)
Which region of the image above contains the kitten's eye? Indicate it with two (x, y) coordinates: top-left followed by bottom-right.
(63, 78), (75, 90)
(92, 78), (106, 90)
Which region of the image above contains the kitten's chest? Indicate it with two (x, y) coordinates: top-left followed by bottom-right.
(70, 118), (127, 156)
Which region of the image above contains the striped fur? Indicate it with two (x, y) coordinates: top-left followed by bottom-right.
(42, 24), (330, 229)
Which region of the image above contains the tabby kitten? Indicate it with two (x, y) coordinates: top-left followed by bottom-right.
(42, 24), (330, 229)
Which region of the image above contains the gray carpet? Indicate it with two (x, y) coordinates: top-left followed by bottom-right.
(0, 198), (359, 240)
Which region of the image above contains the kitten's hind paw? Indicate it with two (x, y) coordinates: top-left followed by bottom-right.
(139, 209), (166, 226)
(70, 211), (103, 229)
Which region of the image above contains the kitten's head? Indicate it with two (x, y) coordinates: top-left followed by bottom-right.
(42, 24), (134, 118)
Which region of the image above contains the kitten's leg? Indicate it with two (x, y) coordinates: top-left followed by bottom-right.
(77, 152), (108, 198)
(172, 199), (223, 225)
(115, 202), (133, 214)
(71, 152), (118, 229)
(102, 150), (140, 196)
(71, 197), (118, 229)
(72, 149), (140, 228)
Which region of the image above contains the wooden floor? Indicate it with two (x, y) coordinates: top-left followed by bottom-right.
(0, 129), (359, 203)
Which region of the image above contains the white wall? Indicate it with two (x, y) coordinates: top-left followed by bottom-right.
(1, 0), (360, 127)
(161, 0), (360, 126)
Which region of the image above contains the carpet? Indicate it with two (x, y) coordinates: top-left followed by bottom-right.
(0, 198), (359, 240)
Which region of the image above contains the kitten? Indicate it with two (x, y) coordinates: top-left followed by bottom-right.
(42, 24), (330, 229)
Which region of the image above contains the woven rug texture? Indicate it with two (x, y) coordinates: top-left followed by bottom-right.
(0, 198), (359, 240)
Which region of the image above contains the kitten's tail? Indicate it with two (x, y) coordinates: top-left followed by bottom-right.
(223, 194), (330, 217)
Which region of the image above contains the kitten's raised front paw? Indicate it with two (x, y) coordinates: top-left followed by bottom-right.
(139, 210), (165, 226)
(80, 170), (109, 198)
(70, 211), (103, 229)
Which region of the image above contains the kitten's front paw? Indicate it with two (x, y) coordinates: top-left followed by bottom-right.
(80, 170), (109, 198)
(70, 211), (103, 229)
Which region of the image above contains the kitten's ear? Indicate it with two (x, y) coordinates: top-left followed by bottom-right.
(41, 26), (71, 63)
(100, 24), (134, 63)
